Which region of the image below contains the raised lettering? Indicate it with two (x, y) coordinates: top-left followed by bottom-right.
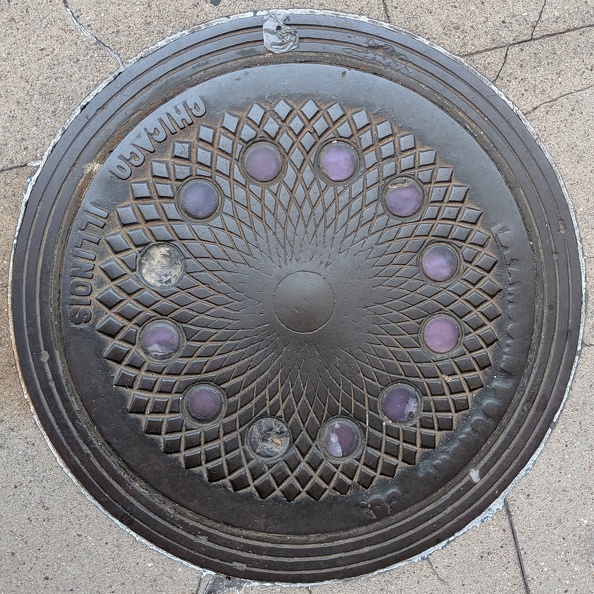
(148, 122), (167, 143)
(69, 306), (92, 325)
(110, 159), (132, 180)
(187, 97), (206, 117)
(75, 231), (101, 249)
(110, 92), (206, 177)
(126, 147), (145, 167)
(67, 206), (107, 326)
(159, 115), (177, 135)
(133, 130), (157, 153)
(71, 259), (94, 279)
(78, 211), (106, 233)
(168, 104), (193, 129)
(360, 488), (401, 520)
(70, 280), (92, 297)
(85, 204), (109, 219)
(369, 496), (390, 519)
(72, 248), (96, 261)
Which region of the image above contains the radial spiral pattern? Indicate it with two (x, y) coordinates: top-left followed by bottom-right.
(94, 99), (503, 501)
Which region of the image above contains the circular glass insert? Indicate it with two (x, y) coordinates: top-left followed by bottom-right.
(177, 179), (221, 221)
(138, 319), (183, 360)
(246, 417), (291, 461)
(421, 243), (459, 282)
(384, 178), (424, 217)
(422, 315), (462, 354)
(183, 384), (225, 424)
(380, 384), (421, 424)
(137, 243), (185, 289)
(318, 141), (358, 182)
(319, 418), (363, 461)
(243, 142), (283, 182)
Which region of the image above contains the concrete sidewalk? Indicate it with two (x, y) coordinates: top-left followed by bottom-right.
(1, 2), (593, 593)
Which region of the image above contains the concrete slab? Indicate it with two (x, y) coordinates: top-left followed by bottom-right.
(313, 560), (448, 594)
(243, 585), (302, 594)
(532, 0), (594, 37)
(464, 47), (508, 81)
(384, 0), (544, 55)
(496, 27), (594, 113)
(506, 346), (594, 594)
(0, 414), (201, 594)
(0, 2), (117, 171)
(427, 509), (526, 593)
(524, 83), (594, 261)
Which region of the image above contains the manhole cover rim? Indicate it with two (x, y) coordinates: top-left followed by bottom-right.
(10, 10), (585, 583)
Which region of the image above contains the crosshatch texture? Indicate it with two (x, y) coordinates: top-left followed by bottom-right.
(92, 99), (503, 501)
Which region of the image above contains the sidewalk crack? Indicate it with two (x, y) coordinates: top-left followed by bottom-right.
(0, 164), (29, 174)
(493, 45), (511, 83)
(62, 0), (124, 68)
(381, 0), (391, 23)
(427, 557), (451, 589)
(525, 83), (594, 115)
(531, 0), (548, 40)
(462, 23), (594, 58)
(505, 500), (531, 594)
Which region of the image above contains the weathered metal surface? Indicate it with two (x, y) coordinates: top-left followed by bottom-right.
(11, 11), (583, 583)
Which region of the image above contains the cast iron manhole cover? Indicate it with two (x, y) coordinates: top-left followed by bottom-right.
(11, 11), (583, 582)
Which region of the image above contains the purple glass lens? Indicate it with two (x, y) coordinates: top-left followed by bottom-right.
(321, 419), (361, 459)
(384, 178), (423, 217)
(421, 244), (459, 282)
(243, 142), (283, 182)
(178, 179), (220, 220)
(139, 320), (182, 360)
(184, 384), (224, 423)
(381, 384), (420, 423)
(423, 316), (461, 354)
(319, 141), (358, 182)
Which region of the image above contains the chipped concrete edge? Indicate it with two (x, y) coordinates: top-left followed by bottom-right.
(7, 8), (587, 590)
(63, 0), (125, 68)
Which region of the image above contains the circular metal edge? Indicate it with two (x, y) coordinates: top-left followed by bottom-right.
(8, 9), (586, 586)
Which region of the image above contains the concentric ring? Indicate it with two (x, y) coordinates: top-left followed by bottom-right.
(10, 11), (582, 582)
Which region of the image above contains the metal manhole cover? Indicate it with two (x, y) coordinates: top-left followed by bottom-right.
(11, 10), (583, 583)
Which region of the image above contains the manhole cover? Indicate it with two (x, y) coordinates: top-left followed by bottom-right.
(11, 11), (583, 583)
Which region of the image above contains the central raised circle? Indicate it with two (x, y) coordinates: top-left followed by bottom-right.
(273, 271), (335, 333)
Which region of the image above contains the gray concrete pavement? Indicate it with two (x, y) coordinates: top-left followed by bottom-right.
(1, 2), (593, 592)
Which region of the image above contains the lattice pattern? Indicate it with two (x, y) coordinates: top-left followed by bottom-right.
(93, 100), (503, 501)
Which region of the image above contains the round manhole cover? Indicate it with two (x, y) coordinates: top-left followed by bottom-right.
(11, 10), (583, 583)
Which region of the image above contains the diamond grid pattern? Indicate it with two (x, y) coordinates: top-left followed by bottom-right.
(93, 100), (503, 501)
